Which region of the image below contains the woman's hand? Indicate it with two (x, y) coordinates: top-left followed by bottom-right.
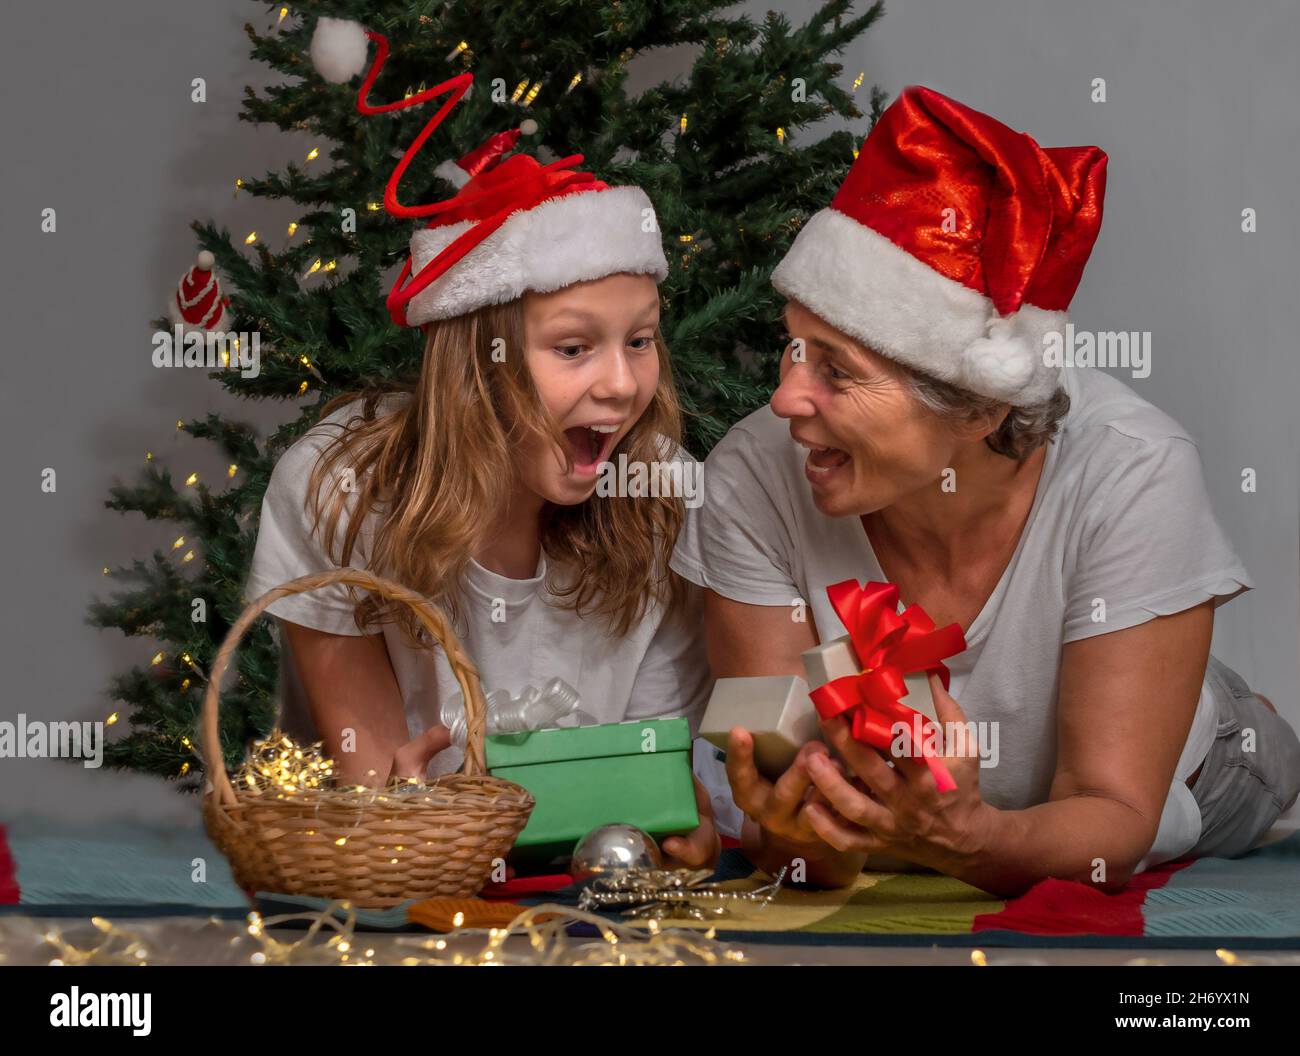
(802, 673), (995, 873)
(661, 777), (722, 870)
(389, 724), (453, 783)
(727, 727), (867, 886)
(727, 728), (824, 844)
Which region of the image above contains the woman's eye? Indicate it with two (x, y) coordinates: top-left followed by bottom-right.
(824, 361), (851, 382)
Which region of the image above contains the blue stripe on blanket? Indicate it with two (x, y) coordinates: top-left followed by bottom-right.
(1, 817), (249, 917)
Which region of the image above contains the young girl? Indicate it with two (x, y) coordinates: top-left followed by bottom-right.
(245, 42), (724, 867)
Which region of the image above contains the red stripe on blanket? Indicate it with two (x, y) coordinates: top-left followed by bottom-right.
(480, 873), (572, 900)
(0, 824), (19, 904)
(971, 859), (1194, 936)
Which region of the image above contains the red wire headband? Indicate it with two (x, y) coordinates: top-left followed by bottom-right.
(354, 31), (603, 326)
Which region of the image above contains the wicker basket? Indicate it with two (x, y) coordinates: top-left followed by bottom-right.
(201, 567), (534, 908)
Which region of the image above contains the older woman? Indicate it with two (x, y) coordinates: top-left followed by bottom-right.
(672, 86), (1300, 896)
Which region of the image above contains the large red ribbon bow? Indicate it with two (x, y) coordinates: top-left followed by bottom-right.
(809, 580), (967, 792)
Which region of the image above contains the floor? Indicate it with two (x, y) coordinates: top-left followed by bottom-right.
(6, 913), (1299, 967)
(3, 764), (1297, 966)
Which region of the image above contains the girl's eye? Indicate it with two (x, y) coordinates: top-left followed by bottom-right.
(628, 336), (654, 351)
(555, 344), (585, 359)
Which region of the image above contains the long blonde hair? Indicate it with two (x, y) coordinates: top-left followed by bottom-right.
(304, 296), (687, 642)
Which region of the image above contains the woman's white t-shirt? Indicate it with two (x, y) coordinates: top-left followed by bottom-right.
(671, 365), (1253, 870)
(245, 398), (717, 789)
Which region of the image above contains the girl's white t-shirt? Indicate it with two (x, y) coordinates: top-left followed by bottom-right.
(245, 399), (724, 804)
(671, 365), (1253, 871)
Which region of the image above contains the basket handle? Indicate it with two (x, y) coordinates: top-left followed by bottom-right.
(201, 567), (490, 808)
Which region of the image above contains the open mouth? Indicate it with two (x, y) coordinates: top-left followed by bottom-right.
(794, 436), (851, 479)
(807, 445), (850, 473)
(563, 423), (620, 472)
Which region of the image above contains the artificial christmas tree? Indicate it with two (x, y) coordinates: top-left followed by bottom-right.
(90, 0), (886, 784)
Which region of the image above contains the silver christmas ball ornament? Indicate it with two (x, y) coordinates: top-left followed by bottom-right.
(570, 824), (662, 882)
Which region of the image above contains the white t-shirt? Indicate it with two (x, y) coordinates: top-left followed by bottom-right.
(671, 365), (1253, 870)
(245, 397), (720, 792)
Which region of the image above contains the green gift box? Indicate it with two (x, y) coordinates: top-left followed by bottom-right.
(485, 717), (699, 867)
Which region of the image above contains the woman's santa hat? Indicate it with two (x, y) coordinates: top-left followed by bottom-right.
(771, 86), (1107, 406)
(352, 30), (666, 329)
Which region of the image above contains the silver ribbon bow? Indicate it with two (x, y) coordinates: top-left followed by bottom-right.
(439, 677), (585, 748)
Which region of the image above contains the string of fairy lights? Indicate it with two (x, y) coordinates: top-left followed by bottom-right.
(3, 901), (1287, 967)
(0, 900), (752, 967)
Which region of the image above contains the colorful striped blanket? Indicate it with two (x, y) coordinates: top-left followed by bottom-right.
(4, 820), (1298, 946)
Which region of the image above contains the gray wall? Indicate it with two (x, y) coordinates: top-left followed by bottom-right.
(2, 1), (1296, 817)
(746, 0), (1300, 724)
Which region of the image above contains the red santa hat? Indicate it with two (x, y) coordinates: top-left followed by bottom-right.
(355, 32), (666, 329)
(771, 86), (1107, 406)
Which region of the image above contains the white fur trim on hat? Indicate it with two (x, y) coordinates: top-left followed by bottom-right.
(770, 207), (1065, 405)
(434, 158), (470, 189)
(405, 185), (668, 326)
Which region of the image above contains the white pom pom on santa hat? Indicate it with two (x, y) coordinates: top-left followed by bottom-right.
(960, 316), (1037, 400)
(196, 249), (215, 271)
(519, 118), (538, 136)
(310, 17), (370, 84)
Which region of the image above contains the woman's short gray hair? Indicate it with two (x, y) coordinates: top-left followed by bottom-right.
(902, 366), (1070, 460)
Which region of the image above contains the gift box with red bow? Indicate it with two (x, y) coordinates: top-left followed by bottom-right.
(700, 580), (966, 786)
(805, 580), (967, 791)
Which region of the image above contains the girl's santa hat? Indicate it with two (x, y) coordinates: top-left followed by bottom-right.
(771, 86), (1107, 406)
(354, 32), (666, 329)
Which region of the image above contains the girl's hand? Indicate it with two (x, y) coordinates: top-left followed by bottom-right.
(662, 777), (722, 870)
(802, 673), (994, 872)
(389, 724), (453, 783)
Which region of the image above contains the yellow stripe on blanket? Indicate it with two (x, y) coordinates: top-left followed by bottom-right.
(654, 869), (895, 932)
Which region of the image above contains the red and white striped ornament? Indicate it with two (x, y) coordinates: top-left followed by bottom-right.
(168, 250), (231, 333)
